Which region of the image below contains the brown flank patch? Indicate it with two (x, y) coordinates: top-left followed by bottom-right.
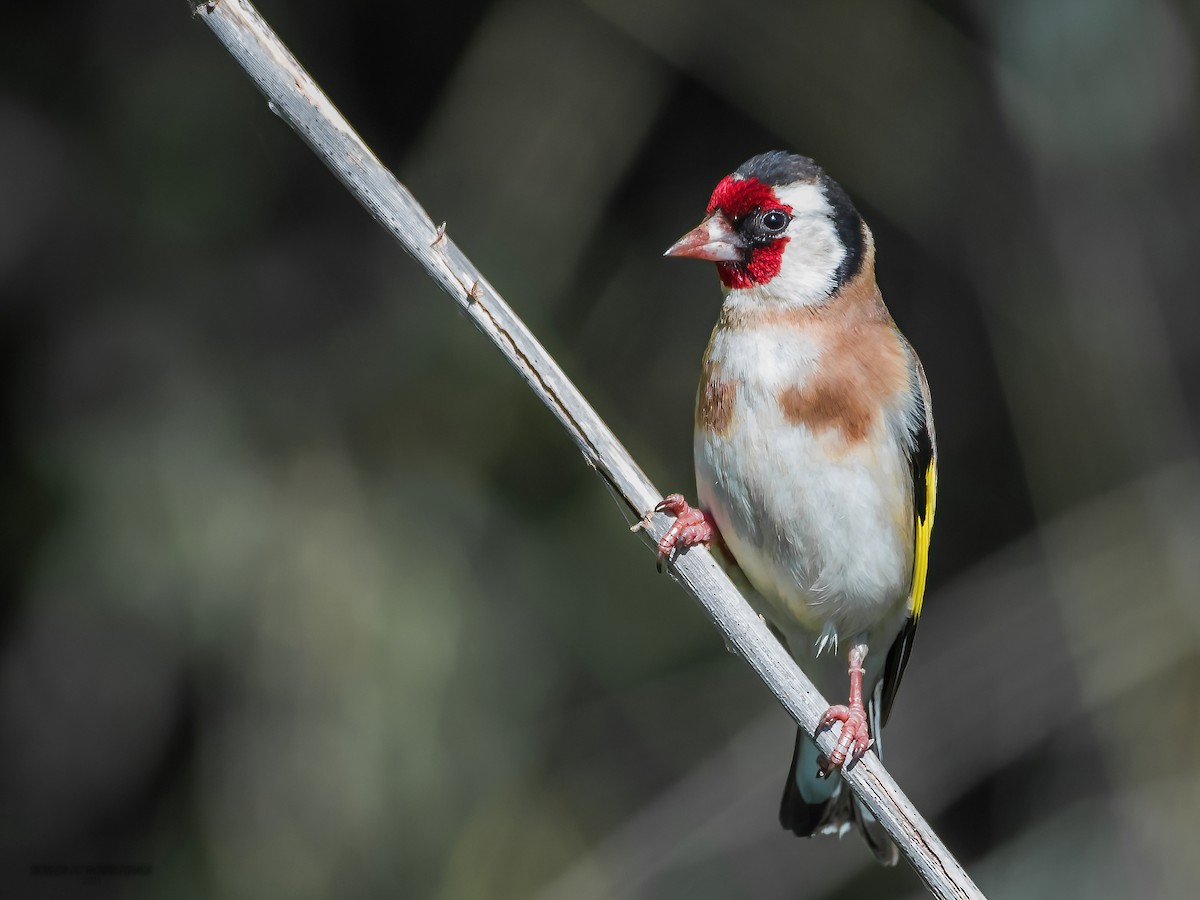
(697, 358), (736, 435)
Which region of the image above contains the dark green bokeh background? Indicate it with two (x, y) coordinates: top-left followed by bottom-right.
(2, 1), (1199, 898)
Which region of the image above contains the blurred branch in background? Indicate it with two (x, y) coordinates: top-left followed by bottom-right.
(188, 1), (982, 896)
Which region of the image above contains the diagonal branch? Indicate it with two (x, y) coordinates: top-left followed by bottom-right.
(187, 2), (985, 897)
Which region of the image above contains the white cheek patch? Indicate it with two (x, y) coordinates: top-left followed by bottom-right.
(770, 182), (846, 305)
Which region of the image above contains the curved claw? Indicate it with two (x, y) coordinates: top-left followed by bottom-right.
(817, 704), (872, 772)
(653, 494), (718, 571)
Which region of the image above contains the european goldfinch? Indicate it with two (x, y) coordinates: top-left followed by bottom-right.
(655, 151), (937, 864)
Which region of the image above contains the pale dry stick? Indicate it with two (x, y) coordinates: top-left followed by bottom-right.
(188, 2), (985, 897)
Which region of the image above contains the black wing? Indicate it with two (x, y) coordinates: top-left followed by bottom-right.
(878, 355), (937, 727)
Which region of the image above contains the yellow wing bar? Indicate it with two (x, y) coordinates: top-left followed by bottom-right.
(909, 456), (937, 620)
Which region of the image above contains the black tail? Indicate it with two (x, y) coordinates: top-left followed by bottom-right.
(779, 730), (833, 837)
(778, 728), (899, 866)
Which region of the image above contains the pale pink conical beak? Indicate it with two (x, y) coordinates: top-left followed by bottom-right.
(663, 213), (746, 262)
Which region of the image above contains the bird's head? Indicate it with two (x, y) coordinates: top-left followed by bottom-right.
(665, 151), (868, 305)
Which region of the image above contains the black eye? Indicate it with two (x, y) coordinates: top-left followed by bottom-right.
(761, 210), (789, 233)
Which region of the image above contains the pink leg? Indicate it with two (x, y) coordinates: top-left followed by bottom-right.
(817, 645), (872, 774)
(651, 494), (719, 571)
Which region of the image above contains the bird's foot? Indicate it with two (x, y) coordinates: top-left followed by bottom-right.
(816, 703), (872, 775)
(816, 644), (871, 775)
(647, 494), (718, 571)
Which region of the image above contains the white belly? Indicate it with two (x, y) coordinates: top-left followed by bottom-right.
(695, 398), (914, 639)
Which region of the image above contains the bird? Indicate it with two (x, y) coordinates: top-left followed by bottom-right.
(652, 151), (936, 864)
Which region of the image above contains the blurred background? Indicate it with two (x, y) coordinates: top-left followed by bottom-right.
(2, 0), (1199, 897)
